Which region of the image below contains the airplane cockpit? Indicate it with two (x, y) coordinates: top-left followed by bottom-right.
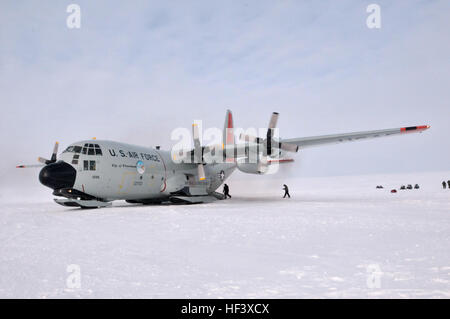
(63, 143), (103, 156)
(62, 143), (103, 166)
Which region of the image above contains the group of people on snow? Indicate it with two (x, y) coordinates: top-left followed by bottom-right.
(442, 180), (450, 189)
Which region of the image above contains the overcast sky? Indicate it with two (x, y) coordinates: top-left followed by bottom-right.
(1, 0), (449, 189)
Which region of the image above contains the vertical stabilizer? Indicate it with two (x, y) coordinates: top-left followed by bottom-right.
(223, 109), (234, 146)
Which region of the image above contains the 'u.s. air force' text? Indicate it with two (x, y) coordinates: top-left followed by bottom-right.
(108, 149), (160, 162)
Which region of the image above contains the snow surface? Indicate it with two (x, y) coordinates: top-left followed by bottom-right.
(1, 171), (449, 298)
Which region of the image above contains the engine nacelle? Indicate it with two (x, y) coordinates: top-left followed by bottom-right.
(237, 158), (268, 175)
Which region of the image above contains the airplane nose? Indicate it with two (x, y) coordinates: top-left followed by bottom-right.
(39, 161), (76, 190)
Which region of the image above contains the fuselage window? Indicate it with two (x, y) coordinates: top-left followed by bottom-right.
(72, 154), (79, 165)
(83, 160), (96, 170)
(88, 148), (95, 155)
(82, 147), (87, 155)
(73, 146), (82, 153)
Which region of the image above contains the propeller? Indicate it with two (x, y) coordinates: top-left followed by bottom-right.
(240, 112), (298, 156)
(39, 142), (59, 164)
(192, 124), (206, 181)
(17, 141), (59, 168)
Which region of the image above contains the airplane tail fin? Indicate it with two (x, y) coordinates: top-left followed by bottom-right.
(223, 109), (235, 146)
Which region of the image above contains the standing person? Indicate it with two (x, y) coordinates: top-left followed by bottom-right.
(443, 181), (447, 189)
(283, 184), (291, 198)
(448, 180), (450, 189)
(223, 183), (231, 199)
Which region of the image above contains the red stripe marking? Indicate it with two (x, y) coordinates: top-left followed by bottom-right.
(225, 112), (234, 162)
(401, 125), (430, 133)
(268, 159), (294, 164)
(226, 112), (234, 144)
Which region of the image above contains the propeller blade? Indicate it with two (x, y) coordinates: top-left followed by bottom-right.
(268, 112), (279, 129)
(266, 112), (280, 156)
(50, 141), (59, 162)
(197, 164), (206, 181)
(239, 133), (260, 143)
(279, 142), (299, 153)
(38, 157), (49, 164)
(192, 124), (203, 163)
(16, 164), (45, 168)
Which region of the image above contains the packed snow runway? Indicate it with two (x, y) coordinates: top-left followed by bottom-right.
(1, 172), (449, 298)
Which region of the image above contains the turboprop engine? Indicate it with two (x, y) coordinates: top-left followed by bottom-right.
(237, 112), (299, 174)
(237, 156), (269, 174)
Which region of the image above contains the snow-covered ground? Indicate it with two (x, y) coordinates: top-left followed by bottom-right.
(1, 171), (449, 298)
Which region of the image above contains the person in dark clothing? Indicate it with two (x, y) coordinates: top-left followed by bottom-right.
(448, 180), (450, 189)
(283, 184), (290, 198)
(223, 183), (231, 199)
(443, 181), (447, 189)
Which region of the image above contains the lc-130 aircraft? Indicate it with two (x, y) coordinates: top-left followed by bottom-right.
(17, 111), (429, 208)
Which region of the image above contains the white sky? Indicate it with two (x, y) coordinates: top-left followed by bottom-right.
(1, 0), (449, 189)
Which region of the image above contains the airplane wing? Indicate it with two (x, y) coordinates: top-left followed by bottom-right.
(279, 125), (430, 149)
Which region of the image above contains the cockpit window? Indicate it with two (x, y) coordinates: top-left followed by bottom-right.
(63, 145), (82, 153)
(94, 144), (102, 155)
(81, 143), (102, 156)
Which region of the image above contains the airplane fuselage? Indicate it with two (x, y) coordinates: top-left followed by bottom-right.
(45, 140), (235, 203)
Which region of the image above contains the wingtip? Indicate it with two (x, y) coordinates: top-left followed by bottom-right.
(401, 125), (431, 133)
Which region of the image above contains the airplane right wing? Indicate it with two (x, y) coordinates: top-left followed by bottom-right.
(279, 125), (430, 150)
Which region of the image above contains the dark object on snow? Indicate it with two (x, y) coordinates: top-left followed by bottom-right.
(283, 184), (290, 198)
(443, 181), (447, 189)
(376, 185), (384, 189)
(400, 185), (406, 190)
(448, 180), (450, 189)
(414, 184), (420, 189)
(223, 183), (231, 199)
(406, 184), (413, 190)
(391, 189), (397, 193)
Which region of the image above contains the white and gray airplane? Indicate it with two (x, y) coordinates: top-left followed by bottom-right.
(17, 111), (430, 208)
